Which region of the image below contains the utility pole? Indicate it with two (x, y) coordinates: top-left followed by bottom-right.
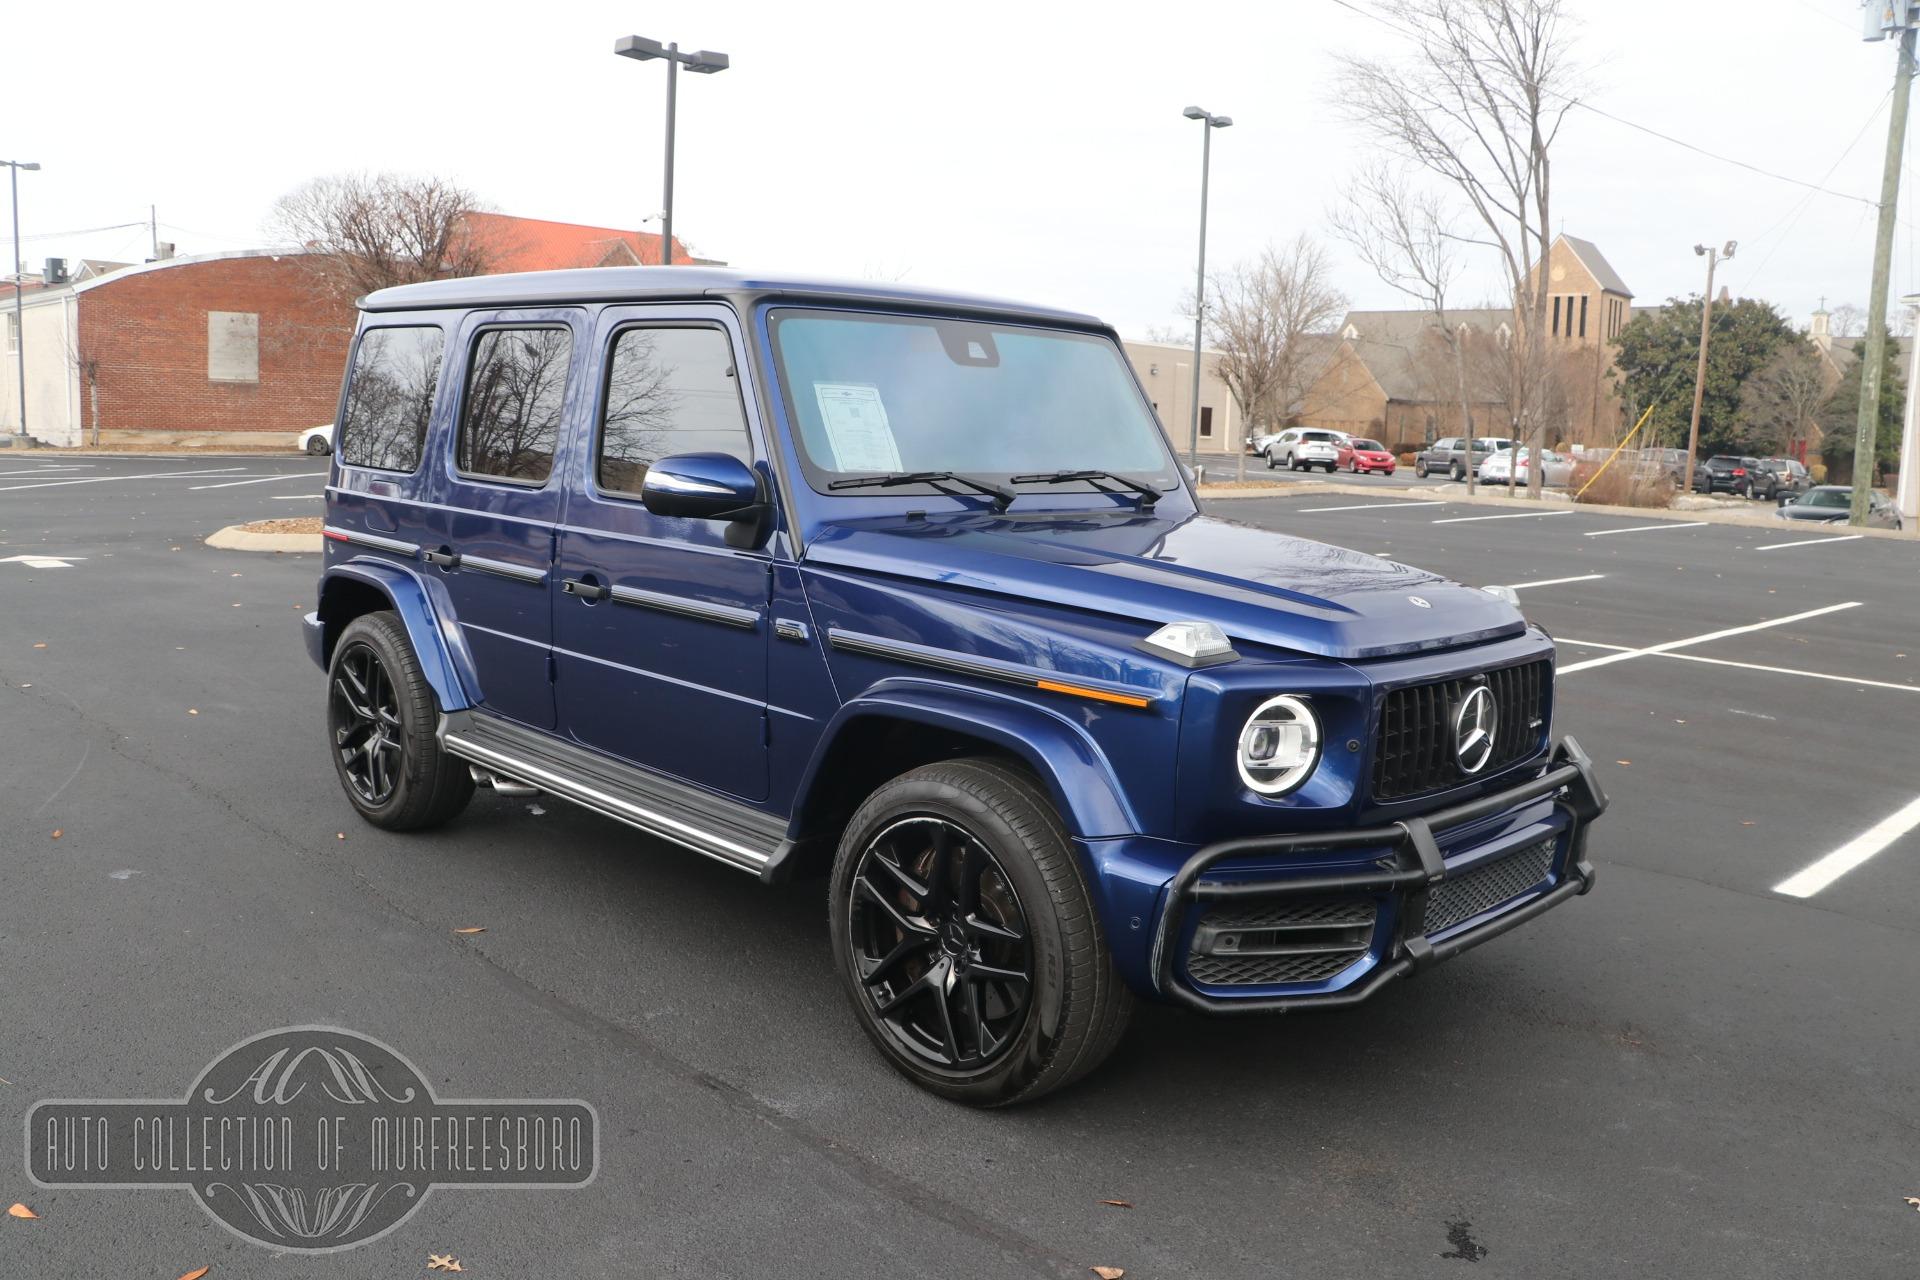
(1683, 241), (1735, 495)
(1182, 106), (1231, 469)
(1851, 21), (1917, 525)
(150, 204), (158, 260)
(4, 159), (40, 446)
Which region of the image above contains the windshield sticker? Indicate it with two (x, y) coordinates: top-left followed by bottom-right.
(815, 383), (903, 473)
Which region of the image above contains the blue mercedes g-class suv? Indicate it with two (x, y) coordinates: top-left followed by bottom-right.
(306, 267), (1605, 1105)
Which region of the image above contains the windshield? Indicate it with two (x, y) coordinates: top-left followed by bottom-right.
(1299, 431), (1340, 443)
(1801, 488), (1849, 509)
(1351, 439), (1384, 451)
(770, 309), (1179, 494)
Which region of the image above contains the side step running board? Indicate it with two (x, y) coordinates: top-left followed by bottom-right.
(438, 710), (783, 875)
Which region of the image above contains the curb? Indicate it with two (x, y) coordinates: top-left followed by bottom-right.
(206, 525), (323, 554)
(1197, 479), (1916, 541)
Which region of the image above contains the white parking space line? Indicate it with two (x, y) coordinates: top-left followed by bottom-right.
(1500, 574), (1605, 590)
(1774, 794), (1920, 898)
(188, 473), (320, 490)
(1584, 521), (1708, 537)
(0, 467), (245, 493)
(271, 493), (322, 500)
(0, 465), (93, 475)
(1555, 601), (1863, 675)
(1556, 636), (1919, 693)
(1296, 501), (1447, 513)
(1753, 534), (1867, 552)
(1431, 510), (1574, 525)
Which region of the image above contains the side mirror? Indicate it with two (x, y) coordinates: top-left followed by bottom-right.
(641, 453), (771, 546)
(1778, 494), (1795, 507)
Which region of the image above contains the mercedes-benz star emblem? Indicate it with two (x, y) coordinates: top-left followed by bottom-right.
(1408, 596), (1432, 609)
(1452, 685), (1498, 774)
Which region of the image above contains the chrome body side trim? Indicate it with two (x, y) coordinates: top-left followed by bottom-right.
(607, 584), (761, 630)
(825, 628), (1159, 706)
(323, 526), (421, 558)
(440, 732), (771, 872)
(460, 553), (548, 585)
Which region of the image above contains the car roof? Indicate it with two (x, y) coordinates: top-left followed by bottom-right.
(358, 266), (1105, 327)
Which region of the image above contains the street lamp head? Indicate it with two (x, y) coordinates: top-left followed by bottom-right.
(1183, 106), (1209, 120)
(3, 161), (40, 171)
(1209, 115), (1233, 128)
(1693, 243), (1706, 256)
(615, 35), (665, 61)
(1722, 240), (1737, 259)
(685, 50), (730, 73)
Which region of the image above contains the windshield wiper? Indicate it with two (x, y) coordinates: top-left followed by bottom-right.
(1009, 469), (1162, 511)
(827, 470), (1014, 512)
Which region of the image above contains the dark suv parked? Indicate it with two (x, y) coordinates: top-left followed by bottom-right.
(306, 267), (1606, 1105)
(1693, 455), (1759, 496)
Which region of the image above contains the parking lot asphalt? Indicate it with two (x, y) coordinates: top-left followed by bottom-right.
(2, 456), (1917, 1278)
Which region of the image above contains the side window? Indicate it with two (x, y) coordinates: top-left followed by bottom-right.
(598, 326), (752, 497)
(338, 326), (445, 472)
(457, 327), (573, 484)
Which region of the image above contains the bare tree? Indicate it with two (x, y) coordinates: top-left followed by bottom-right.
(1828, 303), (1866, 339)
(1339, 0), (1578, 497)
(270, 173), (515, 298)
(1736, 342), (1832, 456)
(1205, 235), (1347, 476)
(1329, 162), (1485, 491)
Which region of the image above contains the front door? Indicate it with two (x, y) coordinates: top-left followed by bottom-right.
(553, 306), (772, 801)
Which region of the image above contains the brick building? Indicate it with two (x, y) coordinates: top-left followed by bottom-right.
(1, 249), (352, 449)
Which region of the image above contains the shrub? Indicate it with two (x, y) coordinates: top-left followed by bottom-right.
(1811, 462), (1828, 484)
(1570, 459), (1676, 508)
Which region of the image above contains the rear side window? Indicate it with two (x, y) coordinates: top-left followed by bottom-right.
(338, 326), (445, 472)
(598, 326), (753, 497)
(457, 327), (573, 484)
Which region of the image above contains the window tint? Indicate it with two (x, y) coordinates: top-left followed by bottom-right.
(457, 327), (573, 484)
(598, 326), (752, 497)
(338, 326), (445, 472)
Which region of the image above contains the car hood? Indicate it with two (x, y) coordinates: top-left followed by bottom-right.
(805, 509), (1526, 660)
(1778, 505), (1846, 521)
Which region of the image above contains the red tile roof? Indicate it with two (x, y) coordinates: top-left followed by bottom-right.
(460, 211), (692, 273)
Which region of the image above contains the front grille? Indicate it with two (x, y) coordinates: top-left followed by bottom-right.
(1371, 660), (1549, 801)
(1423, 838), (1557, 935)
(1185, 897), (1377, 987)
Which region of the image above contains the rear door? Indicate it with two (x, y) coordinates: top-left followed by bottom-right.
(553, 305), (773, 801)
(428, 308), (587, 730)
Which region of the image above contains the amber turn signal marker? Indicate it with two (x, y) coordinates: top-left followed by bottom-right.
(1034, 679), (1151, 708)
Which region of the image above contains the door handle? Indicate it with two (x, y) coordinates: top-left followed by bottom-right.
(562, 577), (608, 601)
(423, 549), (460, 569)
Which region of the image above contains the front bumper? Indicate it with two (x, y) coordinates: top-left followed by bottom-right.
(1148, 737), (1606, 1014)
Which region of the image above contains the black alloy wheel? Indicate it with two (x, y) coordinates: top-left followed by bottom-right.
(331, 642), (403, 806)
(846, 816), (1033, 1071)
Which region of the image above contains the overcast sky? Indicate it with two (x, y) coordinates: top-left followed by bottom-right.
(7, 0), (1913, 338)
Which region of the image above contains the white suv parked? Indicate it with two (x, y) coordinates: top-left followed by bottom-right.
(1263, 428), (1346, 473)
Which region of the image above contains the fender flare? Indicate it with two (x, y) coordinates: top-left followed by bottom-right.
(787, 680), (1140, 844)
(317, 560), (477, 712)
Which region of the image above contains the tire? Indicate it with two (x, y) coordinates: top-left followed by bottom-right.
(326, 611), (474, 831)
(829, 758), (1132, 1107)
(1265, 448), (1276, 470)
(1450, 461), (1465, 481)
(305, 436), (331, 456)
(1415, 459), (1429, 478)
(1349, 460), (1360, 473)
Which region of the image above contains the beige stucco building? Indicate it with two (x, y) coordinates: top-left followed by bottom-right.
(1122, 338), (1240, 459)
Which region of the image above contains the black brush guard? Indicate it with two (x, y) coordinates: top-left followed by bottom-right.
(1150, 737), (1607, 1014)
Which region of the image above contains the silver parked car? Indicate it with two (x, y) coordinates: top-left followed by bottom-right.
(1262, 427), (1346, 472)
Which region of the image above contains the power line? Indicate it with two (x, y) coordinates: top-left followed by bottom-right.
(1736, 87), (1893, 296)
(1324, 0), (1881, 209)
(15, 221), (147, 244)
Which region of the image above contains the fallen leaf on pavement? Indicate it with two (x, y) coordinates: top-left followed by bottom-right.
(1615, 760), (1631, 766)
(1905, 1196), (1920, 1212)
(1099, 1199), (1133, 1209)
(336, 833), (345, 840)
(1091, 1268), (1124, 1279)
(188, 709), (199, 716)
(31, 643), (45, 649)
(50, 830), (61, 840)
(453, 927), (485, 935)
(1741, 821), (1756, 826)
(7, 1203), (38, 1219)
(179, 1267), (211, 1280)
(428, 1255), (465, 1272)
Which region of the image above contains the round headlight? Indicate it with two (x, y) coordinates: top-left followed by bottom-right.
(1236, 695), (1321, 796)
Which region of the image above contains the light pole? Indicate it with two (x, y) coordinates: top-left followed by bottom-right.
(1682, 239), (1735, 495)
(614, 36), (729, 267)
(4, 160), (39, 444)
(1183, 106), (1231, 469)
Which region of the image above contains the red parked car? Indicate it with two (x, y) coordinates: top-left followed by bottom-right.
(1337, 437), (1397, 475)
